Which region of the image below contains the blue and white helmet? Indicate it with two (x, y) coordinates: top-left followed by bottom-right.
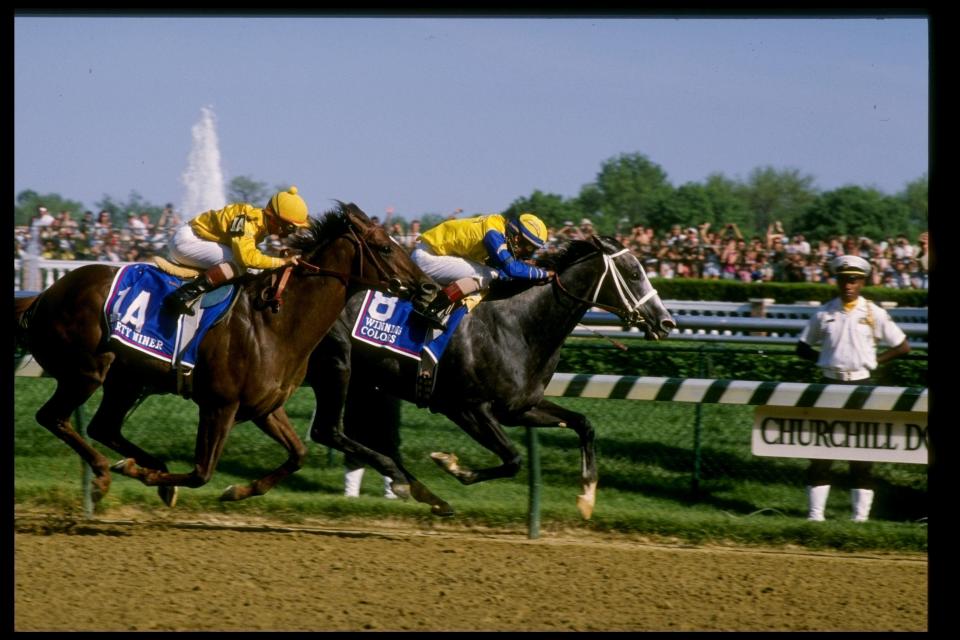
(507, 212), (549, 249)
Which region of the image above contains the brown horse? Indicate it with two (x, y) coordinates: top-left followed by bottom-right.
(15, 202), (437, 507)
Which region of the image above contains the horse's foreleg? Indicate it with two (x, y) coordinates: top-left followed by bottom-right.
(35, 366), (116, 504)
(516, 400), (597, 520)
(220, 407), (308, 501)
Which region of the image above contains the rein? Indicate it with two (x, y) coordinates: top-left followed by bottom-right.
(261, 220), (402, 311)
(298, 221), (402, 288)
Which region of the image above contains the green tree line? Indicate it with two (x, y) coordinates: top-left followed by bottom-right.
(15, 152), (928, 241)
(505, 153), (927, 242)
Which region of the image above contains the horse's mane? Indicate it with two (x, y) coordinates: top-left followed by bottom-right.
(534, 235), (622, 271)
(285, 201), (355, 256)
(487, 236), (623, 300)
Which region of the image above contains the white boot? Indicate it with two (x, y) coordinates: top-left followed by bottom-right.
(851, 488), (874, 522)
(383, 476), (398, 500)
(344, 467), (365, 497)
(806, 484), (831, 521)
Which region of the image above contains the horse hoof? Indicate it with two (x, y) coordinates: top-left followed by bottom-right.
(430, 451), (460, 473)
(158, 485), (178, 508)
(390, 483), (411, 500)
(110, 458), (135, 475)
(90, 477), (111, 504)
(576, 494), (595, 520)
(431, 502), (455, 517)
(219, 485), (244, 501)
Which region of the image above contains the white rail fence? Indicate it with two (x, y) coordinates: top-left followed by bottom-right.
(15, 258), (928, 346)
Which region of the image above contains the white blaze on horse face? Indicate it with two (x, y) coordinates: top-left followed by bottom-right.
(367, 291), (399, 321)
(118, 290), (151, 332)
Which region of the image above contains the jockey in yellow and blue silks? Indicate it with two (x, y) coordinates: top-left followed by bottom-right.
(163, 186), (310, 316)
(410, 212), (553, 328)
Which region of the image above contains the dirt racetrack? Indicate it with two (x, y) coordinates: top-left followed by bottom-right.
(14, 510), (927, 632)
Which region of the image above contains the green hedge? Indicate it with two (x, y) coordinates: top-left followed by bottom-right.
(651, 278), (928, 306)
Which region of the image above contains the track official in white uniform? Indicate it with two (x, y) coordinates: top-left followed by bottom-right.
(796, 255), (911, 522)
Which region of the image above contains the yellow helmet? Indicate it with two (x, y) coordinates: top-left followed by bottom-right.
(508, 212), (549, 248)
(267, 186), (310, 228)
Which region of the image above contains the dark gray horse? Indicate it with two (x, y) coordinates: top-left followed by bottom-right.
(305, 236), (676, 518)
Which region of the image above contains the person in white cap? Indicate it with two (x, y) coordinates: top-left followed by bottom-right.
(795, 254), (911, 522)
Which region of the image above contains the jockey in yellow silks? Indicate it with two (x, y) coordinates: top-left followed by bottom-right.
(410, 212), (553, 327)
(163, 186), (310, 316)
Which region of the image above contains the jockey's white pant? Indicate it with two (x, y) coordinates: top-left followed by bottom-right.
(168, 224), (235, 270)
(411, 243), (498, 288)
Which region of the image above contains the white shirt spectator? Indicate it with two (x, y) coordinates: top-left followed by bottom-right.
(892, 236), (915, 260)
(126, 213), (148, 240)
(33, 207), (55, 228)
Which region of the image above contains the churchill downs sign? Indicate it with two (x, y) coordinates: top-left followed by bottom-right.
(752, 406), (927, 464)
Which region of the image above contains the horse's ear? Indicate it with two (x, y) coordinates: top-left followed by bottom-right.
(343, 204), (375, 229)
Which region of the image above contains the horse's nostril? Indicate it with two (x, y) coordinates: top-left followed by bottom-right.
(661, 319), (677, 332)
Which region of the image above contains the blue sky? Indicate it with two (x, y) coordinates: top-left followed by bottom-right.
(14, 15), (928, 220)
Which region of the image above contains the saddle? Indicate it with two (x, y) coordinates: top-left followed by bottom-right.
(150, 255), (289, 313)
(149, 255), (202, 279)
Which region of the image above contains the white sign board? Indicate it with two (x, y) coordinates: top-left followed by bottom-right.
(752, 406), (927, 465)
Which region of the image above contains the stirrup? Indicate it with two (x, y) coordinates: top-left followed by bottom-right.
(164, 289), (199, 316)
(415, 357), (438, 407)
(416, 310), (447, 330)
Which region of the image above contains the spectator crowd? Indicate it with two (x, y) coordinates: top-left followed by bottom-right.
(16, 205), (929, 290)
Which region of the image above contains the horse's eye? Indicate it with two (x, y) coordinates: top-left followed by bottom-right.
(378, 244), (393, 255)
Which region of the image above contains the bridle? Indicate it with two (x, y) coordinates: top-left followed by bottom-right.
(262, 212), (411, 310)
(551, 240), (658, 327)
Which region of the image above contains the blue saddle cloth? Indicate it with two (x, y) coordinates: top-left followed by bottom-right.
(350, 290), (467, 363)
(104, 263), (237, 369)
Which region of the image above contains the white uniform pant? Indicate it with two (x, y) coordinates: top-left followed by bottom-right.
(411, 243), (498, 287)
(168, 224), (235, 270)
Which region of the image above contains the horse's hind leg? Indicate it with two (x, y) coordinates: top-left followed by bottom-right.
(219, 407), (308, 501)
(115, 402), (238, 491)
(431, 404), (523, 485)
(397, 461), (455, 517)
(87, 374), (178, 507)
(35, 365), (116, 503)
(308, 409), (417, 500)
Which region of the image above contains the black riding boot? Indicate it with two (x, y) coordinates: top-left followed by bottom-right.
(163, 276), (214, 316)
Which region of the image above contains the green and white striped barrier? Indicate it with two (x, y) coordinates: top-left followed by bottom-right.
(18, 356), (927, 414)
(544, 373), (927, 414)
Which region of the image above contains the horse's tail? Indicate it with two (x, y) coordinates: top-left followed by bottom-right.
(14, 293), (39, 351)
